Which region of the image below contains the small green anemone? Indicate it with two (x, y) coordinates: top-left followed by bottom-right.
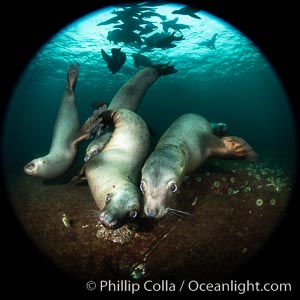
(213, 181), (220, 188)
(256, 199), (263, 206)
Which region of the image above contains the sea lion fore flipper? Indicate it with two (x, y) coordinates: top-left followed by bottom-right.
(70, 164), (86, 183)
(101, 49), (110, 62)
(211, 136), (259, 162)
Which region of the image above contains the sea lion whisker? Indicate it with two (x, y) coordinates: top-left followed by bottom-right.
(85, 209), (101, 217)
(167, 207), (194, 217)
(166, 209), (186, 219)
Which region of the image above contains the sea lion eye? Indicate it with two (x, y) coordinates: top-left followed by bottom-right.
(129, 210), (138, 220)
(92, 149), (98, 156)
(140, 181), (145, 193)
(105, 193), (112, 203)
(169, 183), (177, 193)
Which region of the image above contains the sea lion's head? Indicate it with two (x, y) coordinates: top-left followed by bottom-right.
(140, 177), (179, 219)
(140, 158), (182, 219)
(24, 157), (50, 177)
(99, 183), (141, 229)
(24, 156), (65, 179)
(85, 133), (112, 162)
(84, 144), (100, 162)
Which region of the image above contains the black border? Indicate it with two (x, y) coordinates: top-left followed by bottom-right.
(1, 0), (298, 297)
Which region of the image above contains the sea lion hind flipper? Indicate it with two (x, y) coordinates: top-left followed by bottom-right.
(66, 63), (79, 90)
(211, 136), (259, 162)
(154, 62), (178, 76)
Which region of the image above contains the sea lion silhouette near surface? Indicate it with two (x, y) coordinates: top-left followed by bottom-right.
(101, 48), (126, 74)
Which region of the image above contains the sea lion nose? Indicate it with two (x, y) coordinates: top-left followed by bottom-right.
(100, 212), (113, 225)
(147, 208), (158, 217)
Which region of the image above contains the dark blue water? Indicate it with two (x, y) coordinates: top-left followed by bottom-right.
(1, 3), (297, 176)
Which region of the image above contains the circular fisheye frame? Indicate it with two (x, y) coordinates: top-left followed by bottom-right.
(1, 1), (297, 283)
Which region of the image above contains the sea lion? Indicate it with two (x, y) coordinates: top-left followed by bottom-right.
(171, 5), (201, 19)
(199, 33), (218, 50)
(84, 63), (177, 162)
(101, 48), (127, 74)
(85, 109), (150, 229)
(140, 113), (259, 218)
(24, 63), (87, 179)
(161, 22), (191, 34)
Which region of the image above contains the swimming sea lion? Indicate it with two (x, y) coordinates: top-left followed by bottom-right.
(199, 33), (218, 50)
(85, 108), (151, 229)
(24, 63), (86, 179)
(140, 113), (259, 218)
(101, 48), (127, 74)
(171, 5), (201, 19)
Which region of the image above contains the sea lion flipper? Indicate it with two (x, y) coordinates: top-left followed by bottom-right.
(212, 136), (259, 162)
(78, 117), (104, 140)
(70, 164), (86, 183)
(211, 122), (228, 137)
(101, 49), (110, 62)
(154, 62), (178, 76)
(72, 104), (108, 145)
(66, 63), (79, 91)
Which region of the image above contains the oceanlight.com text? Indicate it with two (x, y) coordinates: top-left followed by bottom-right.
(86, 279), (292, 294)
